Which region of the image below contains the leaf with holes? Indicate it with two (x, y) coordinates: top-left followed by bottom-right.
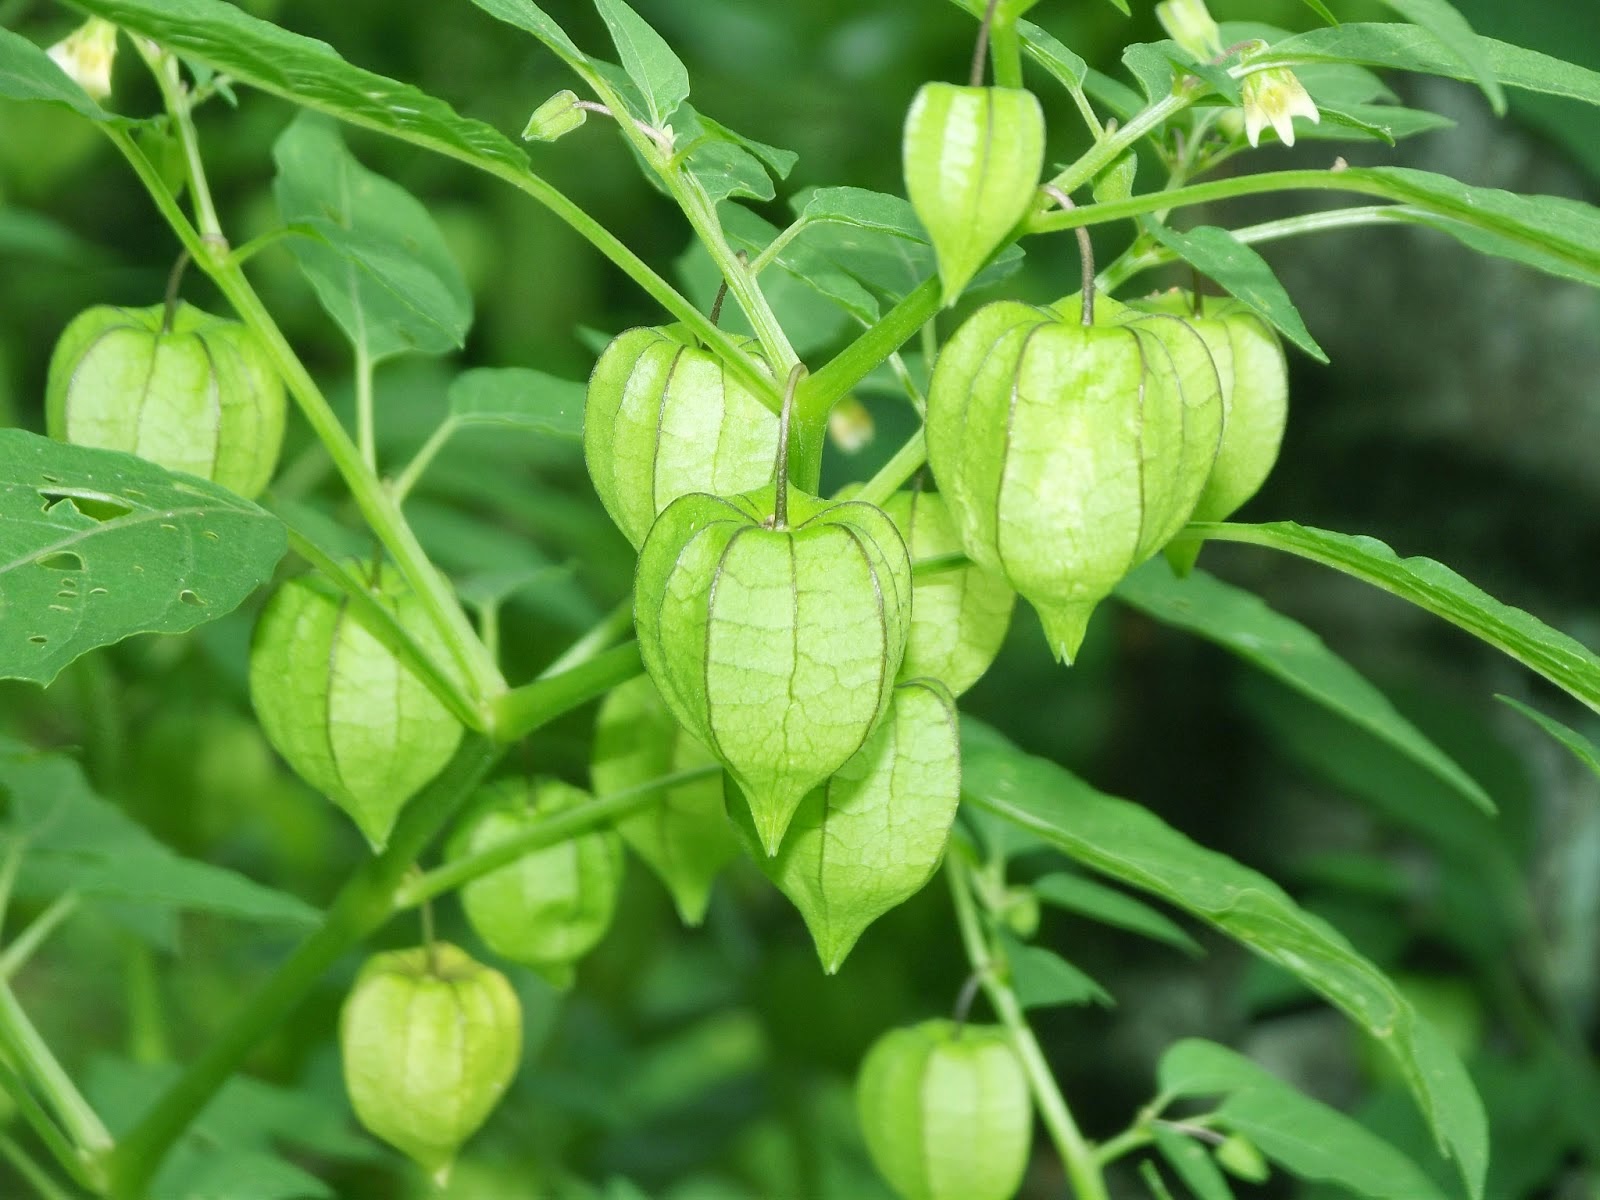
(0, 430), (286, 686)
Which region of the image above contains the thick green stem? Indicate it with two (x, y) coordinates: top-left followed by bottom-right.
(0, 1133), (76, 1200)
(852, 431), (927, 507)
(106, 737), (503, 1199)
(803, 279), (941, 428)
(395, 765), (721, 909)
(947, 857), (1108, 1200)
(0, 986), (113, 1173)
(989, 18), (1025, 89)
(491, 642), (643, 745)
(540, 601), (634, 680)
(101, 126), (505, 710)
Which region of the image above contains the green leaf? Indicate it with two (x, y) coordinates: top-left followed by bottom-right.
(272, 113), (471, 361)
(1311, 103), (1455, 144)
(1159, 1040), (1454, 1200)
(0, 738), (320, 928)
(1194, 522), (1600, 717)
(961, 728), (1489, 1198)
(593, 0), (689, 128)
(448, 367), (584, 441)
(1370, 0), (1505, 114)
(1496, 696), (1600, 782)
(64, 0), (530, 172)
(1296, 0), (1338, 22)
(1152, 1126), (1235, 1200)
(1266, 23), (1600, 108)
(674, 106), (796, 206)
(1030, 871), (1202, 955)
(0, 431), (286, 686)
(1115, 560), (1492, 813)
(1139, 224), (1326, 362)
(470, 0), (588, 69)
(0, 24), (110, 120)
(997, 931), (1114, 1010)
(1018, 20), (1089, 90)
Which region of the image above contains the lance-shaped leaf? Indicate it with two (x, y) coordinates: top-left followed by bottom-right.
(592, 675), (736, 926)
(47, 302), (286, 500)
(0, 430), (286, 685)
(882, 490), (1014, 697)
(635, 485), (912, 854)
(447, 779), (624, 989)
(742, 679), (961, 973)
(926, 295), (1202, 663)
(248, 568), (463, 850)
(584, 325), (777, 548)
(902, 84), (1045, 305)
(340, 943), (521, 1182)
(856, 1020), (1032, 1200)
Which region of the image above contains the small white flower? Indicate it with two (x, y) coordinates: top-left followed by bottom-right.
(1240, 67), (1321, 148)
(1156, 0), (1223, 62)
(46, 18), (118, 102)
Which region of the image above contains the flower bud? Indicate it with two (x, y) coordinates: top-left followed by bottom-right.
(1215, 1133), (1271, 1182)
(448, 779), (624, 989)
(340, 943), (521, 1183)
(585, 325), (778, 548)
(47, 302), (286, 499)
(1156, 0), (1223, 62)
(739, 679), (960, 972)
(591, 675), (736, 926)
(248, 567), (463, 849)
(903, 84), (1045, 305)
(857, 1020), (1033, 1200)
(634, 484), (912, 854)
(47, 18), (118, 101)
(522, 89), (587, 142)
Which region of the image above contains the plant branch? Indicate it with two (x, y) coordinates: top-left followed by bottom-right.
(0, 895), (80, 981)
(491, 642), (644, 746)
(804, 279), (941, 428)
(134, 41), (223, 245)
(852, 431), (927, 507)
(0, 1133), (78, 1200)
(947, 856), (1107, 1200)
(0, 985), (113, 1170)
(395, 765), (720, 909)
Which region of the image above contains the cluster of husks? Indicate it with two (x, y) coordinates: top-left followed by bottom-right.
(927, 288), (1287, 662)
(583, 323), (1009, 971)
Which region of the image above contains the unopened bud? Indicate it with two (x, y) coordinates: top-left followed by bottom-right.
(1156, 0), (1223, 62)
(47, 18), (118, 101)
(523, 89), (587, 142)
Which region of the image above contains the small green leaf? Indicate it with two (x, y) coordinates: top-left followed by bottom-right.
(449, 367), (584, 441)
(1296, 0), (1338, 22)
(1018, 20), (1089, 89)
(1159, 1039), (1455, 1200)
(593, 0), (689, 128)
(471, 0), (588, 68)
(998, 931), (1114, 1010)
(961, 728), (1488, 1198)
(273, 113), (472, 361)
(1115, 560), (1492, 813)
(1496, 696), (1600, 782)
(0, 431), (286, 686)
(1153, 1126), (1236, 1200)
(1194, 522), (1600, 717)
(0, 24), (111, 120)
(1140, 224), (1327, 362)
(1371, 0), (1504, 114)
(1031, 871), (1201, 955)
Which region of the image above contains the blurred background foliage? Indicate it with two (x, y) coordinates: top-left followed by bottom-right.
(1, 0), (1598, 1197)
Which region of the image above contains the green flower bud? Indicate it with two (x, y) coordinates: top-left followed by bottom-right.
(926, 295), (1213, 662)
(46, 302), (286, 499)
(522, 89), (587, 142)
(448, 779), (624, 989)
(634, 484), (912, 855)
(882, 489), (1014, 696)
(857, 1020), (1033, 1200)
(1156, 0), (1223, 62)
(1214, 1133), (1270, 1183)
(738, 679), (960, 973)
(340, 942), (521, 1183)
(585, 325), (778, 548)
(903, 84), (1045, 305)
(46, 17), (118, 101)
(248, 567), (462, 849)
(591, 675), (736, 927)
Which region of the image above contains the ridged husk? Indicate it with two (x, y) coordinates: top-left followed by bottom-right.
(340, 942), (521, 1183)
(248, 567), (463, 849)
(46, 302), (285, 498)
(634, 484), (912, 855)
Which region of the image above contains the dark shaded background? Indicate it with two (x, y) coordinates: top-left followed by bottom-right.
(1, 0), (1598, 1196)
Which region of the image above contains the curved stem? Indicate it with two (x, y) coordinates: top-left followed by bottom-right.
(101, 126), (505, 710)
(491, 642), (644, 746)
(852, 430), (926, 508)
(395, 765), (720, 910)
(970, 0), (1001, 88)
(134, 42), (223, 245)
(803, 279), (940, 432)
(947, 857), (1108, 1200)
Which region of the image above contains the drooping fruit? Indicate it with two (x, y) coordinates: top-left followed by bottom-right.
(737, 678), (961, 972)
(857, 1019), (1033, 1200)
(926, 292), (1218, 662)
(592, 675), (736, 926)
(448, 778), (624, 989)
(249, 566), (462, 849)
(340, 942), (521, 1183)
(881, 489), (1013, 696)
(634, 483), (912, 854)
(46, 302), (285, 499)
(903, 84), (1045, 305)
(584, 325), (778, 548)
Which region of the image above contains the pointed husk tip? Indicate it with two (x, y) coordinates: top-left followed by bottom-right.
(1033, 599), (1099, 665)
